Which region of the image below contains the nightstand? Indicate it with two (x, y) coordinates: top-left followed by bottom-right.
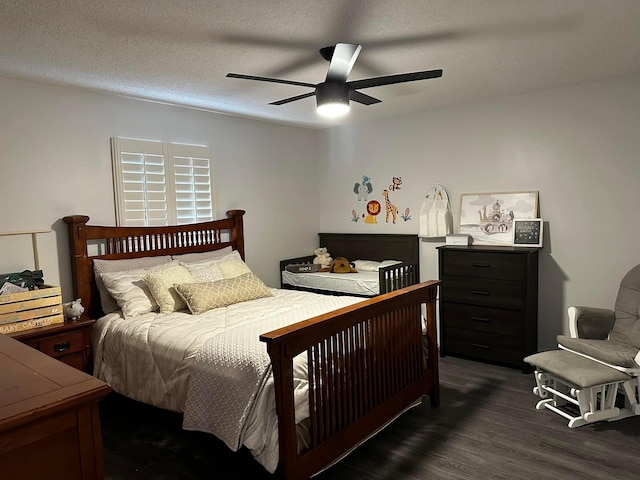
(8, 317), (95, 373)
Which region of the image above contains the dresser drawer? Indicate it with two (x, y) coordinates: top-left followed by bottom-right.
(444, 327), (524, 365)
(441, 277), (524, 310)
(441, 302), (524, 336)
(441, 250), (526, 281)
(34, 330), (84, 358)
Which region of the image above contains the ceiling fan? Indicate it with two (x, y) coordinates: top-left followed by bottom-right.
(226, 43), (442, 117)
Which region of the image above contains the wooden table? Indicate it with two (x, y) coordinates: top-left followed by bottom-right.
(0, 334), (111, 479)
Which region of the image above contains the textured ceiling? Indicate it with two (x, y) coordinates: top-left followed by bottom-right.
(1, 0), (638, 129)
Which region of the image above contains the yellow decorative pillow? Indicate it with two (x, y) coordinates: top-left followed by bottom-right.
(218, 258), (252, 279)
(175, 273), (273, 314)
(142, 264), (195, 313)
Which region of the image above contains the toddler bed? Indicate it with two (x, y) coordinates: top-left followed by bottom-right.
(280, 233), (419, 297)
(64, 211), (439, 480)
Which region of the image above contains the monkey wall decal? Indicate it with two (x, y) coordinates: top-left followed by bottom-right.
(389, 176), (402, 191)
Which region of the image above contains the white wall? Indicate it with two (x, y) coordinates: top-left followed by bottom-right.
(318, 76), (640, 350)
(0, 77), (321, 295)
(2, 75), (638, 351)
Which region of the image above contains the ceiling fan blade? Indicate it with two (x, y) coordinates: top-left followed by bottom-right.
(325, 43), (362, 82)
(349, 90), (381, 105)
(348, 69), (443, 90)
(226, 73), (316, 88)
(269, 91), (316, 106)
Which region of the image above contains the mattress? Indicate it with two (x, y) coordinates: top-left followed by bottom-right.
(281, 270), (380, 296)
(92, 288), (362, 473)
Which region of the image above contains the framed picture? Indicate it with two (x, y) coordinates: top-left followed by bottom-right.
(458, 191), (538, 246)
(512, 218), (543, 247)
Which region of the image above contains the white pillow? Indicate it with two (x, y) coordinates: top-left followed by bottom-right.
(180, 260), (225, 283)
(93, 255), (172, 314)
(380, 260), (402, 269)
(353, 260), (381, 272)
(183, 249), (242, 266)
(171, 246), (233, 264)
(100, 261), (176, 318)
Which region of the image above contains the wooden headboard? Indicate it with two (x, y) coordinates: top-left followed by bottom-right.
(63, 210), (245, 319)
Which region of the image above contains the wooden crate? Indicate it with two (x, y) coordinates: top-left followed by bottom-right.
(0, 285), (63, 334)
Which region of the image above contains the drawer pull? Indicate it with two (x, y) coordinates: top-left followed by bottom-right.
(472, 316), (490, 323)
(54, 341), (71, 353)
(472, 343), (490, 350)
(472, 263), (490, 268)
(471, 290), (490, 296)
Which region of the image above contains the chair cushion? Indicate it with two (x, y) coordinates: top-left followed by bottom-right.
(610, 264), (640, 348)
(525, 350), (629, 389)
(557, 335), (639, 368)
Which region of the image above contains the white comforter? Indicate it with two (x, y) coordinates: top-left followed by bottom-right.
(93, 288), (362, 472)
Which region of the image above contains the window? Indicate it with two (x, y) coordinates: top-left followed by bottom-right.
(111, 138), (214, 226)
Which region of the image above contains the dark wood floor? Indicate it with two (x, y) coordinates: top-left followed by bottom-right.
(101, 355), (640, 480)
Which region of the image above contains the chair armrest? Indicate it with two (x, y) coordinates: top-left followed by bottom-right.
(568, 306), (615, 339)
(378, 261), (419, 294)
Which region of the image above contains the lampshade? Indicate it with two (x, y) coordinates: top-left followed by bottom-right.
(316, 82), (350, 117)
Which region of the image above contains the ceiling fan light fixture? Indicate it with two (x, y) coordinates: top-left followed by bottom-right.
(316, 101), (350, 117)
(316, 82), (350, 117)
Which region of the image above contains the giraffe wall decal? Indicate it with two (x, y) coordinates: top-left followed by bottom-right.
(381, 189), (398, 224)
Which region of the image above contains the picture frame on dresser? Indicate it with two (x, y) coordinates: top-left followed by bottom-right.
(512, 218), (543, 248)
(458, 191), (539, 246)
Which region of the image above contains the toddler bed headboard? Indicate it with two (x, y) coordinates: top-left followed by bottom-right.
(318, 232), (418, 264)
(63, 210), (245, 319)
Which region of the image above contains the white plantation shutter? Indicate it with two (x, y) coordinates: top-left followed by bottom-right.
(171, 143), (213, 225)
(111, 138), (214, 227)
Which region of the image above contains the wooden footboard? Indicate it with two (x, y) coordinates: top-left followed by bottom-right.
(260, 280), (439, 480)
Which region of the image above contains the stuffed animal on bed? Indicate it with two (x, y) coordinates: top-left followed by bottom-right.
(322, 257), (358, 273)
(313, 247), (333, 268)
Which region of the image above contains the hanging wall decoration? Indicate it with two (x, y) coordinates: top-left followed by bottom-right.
(419, 183), (453, 238)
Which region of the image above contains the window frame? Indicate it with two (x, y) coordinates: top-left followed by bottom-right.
(110, 137), (215, 227)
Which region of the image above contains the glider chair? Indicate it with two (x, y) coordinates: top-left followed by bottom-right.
(525, 264), (640, 428)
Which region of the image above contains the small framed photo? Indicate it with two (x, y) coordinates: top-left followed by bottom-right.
(512, 218), (543, 247)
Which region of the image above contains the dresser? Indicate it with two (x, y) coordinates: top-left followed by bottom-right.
(0, 334), (111, 480)
(437, 245), (539, 372)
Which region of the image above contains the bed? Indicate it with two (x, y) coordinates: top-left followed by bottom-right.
(280, 233), (419, 297)
(63, 210), (440, 480)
